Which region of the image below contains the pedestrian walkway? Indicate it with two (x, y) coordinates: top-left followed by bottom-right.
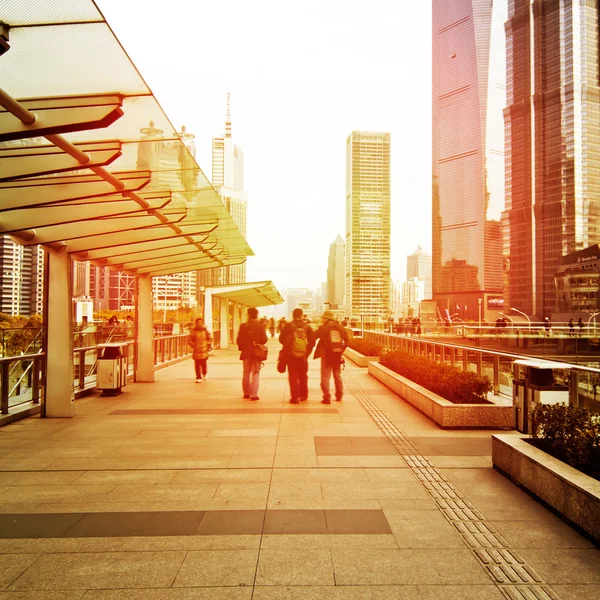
(0, 338), (598, 599)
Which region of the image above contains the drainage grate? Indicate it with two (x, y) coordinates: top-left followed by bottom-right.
(343, 374), (563, 599)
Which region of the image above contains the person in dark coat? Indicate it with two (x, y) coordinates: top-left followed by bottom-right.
(236, 307), (268, 400)
(279, 308), (315, 404)
(313, 311), (349, 404)
(188, 318), (212, 382)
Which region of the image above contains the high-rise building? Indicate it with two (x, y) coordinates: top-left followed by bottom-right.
(407, 246), (432, 299)
(505, 1), (600, 319)
(345, 131), (391, 323)
(432, 0), (506, 321)
(0, 236), (44, 316)
(327, 234), (345, 311)
(199, 94), (248, 288)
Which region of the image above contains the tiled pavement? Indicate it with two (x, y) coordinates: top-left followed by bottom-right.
(0, 339), (598, 599)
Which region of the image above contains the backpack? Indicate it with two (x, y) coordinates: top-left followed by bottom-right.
(326, 326), (345, 354)
(290, 325), (308, 357)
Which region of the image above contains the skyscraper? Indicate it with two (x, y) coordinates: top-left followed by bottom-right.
(407, 246), (432, 300)
(432, 0), (506, 320)
(345, 131), (391, 323)
(327, 234), (345, 311)
(505, 1), (600, 319)
(199, 94), (248, 287)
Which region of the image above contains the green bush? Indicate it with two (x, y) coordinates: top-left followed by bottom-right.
(348, 338), (382, 356)
(532, 403), (600, 479)
(379, 349), (492, 404)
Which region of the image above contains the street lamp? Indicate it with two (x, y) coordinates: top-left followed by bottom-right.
(510, 307), (531, 331)
(478, 298), (483, 330)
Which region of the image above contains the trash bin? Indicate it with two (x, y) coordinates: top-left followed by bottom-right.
(97, 343), (128, 395)
(513, 359), (570, 433)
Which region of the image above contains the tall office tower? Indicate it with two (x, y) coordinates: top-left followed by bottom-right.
(432, 0), (506, 321)
(0, 236), (44, 316)
(505, 1), (600, 319)
(407, 246), (433, 299)
(199, 94), (248, 288)
(402, 278), (426, 304)
(345, 131), (391, 323)
(327, 234), (345, 310)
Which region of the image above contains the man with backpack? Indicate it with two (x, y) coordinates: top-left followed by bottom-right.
(313, 310), (349, 404)
(279, 308), (315, 404)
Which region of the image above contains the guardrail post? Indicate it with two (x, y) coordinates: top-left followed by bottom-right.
(78, 349), (86, 390)
(569, 371), (579, 407)
(450, 347), (456, 367)
(1, 361), (9, 414)
(462, 349), (468, 372)
(32, 356), (41, 403)
(493, 354), (500, 395)
(476, 352), (482, 376)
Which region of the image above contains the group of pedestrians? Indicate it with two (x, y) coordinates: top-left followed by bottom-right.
(189, 308), (350, 404)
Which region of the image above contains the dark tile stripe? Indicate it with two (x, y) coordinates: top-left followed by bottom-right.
(314, 436), (398, 456)
(0, 509), (391, 538)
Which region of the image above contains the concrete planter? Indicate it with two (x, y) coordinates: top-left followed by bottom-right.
(492, 434), (600, 544)
(344, 347), (379, 368)
(368, 361), (513, 430)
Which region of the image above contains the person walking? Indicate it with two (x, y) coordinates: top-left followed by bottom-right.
(568, 318), (575, 337)
(236, 307), (268, 400)
(188, 318), (212, 382)
(314, 311), (349, 404)
(279, 308), (315, 404)
(578, 317), (585, 335)
(268, 317), (276, 338)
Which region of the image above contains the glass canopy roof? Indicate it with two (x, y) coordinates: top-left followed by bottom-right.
(0, 0), (254, 276)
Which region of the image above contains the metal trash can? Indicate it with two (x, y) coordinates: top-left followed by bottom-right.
(97, 343), (128, 395)
(513, 359), (570, 433)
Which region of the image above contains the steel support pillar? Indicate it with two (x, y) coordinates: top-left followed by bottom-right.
(136, 274), (154, 382)
(219, 298), (230, 350)
(44, 248), (75, 417)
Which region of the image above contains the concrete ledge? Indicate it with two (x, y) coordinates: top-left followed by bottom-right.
(492, 434), (600, 544)
(368, 361), (513, 430)
(0, 402), (41, 426)
(344, 347), (379, 368)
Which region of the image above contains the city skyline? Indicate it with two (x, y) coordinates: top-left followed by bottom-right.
(95, 0), (432, 292)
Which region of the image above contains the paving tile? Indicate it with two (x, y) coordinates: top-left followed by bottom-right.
(8, 551), (186, 590)
(171, 469), (271, 483)
(0, 538), (123, 554)
(213, 483), (271, 502)
(271, 468), (365, 483)
(325, 510), (392, 534)
(228, 456), (274, 468)
(384, 510), (465, 548)
(377, 499), (439, 510)
(103, 484), (217, 502)
(80, 589), (252, 600)
(256, 548), (334, 585)
(317, 456), (405, 467)
(0, 514), (84, 539)
(267, 498), (381, 510)
(1, 485), (116, 504)
(0, 592), (86, 599)
(136, 457), (231, 469)
(552, 584), (600, 599)
(493, 520), (595, 549)
(173, 549), (258, 587)
(71, 470), (178, 485)
(518, 548), (600, 583)
(118, 534), (260, 551)
(273, 456), (319, 467)
(363, 468), (419, 482)
(321, 481), (430, 501)
(32, 502), (159, 514)
(417, 585), (505, 599)
(197, 510), (265, 535)
(0, 472), (84, 486)
(260, 534), (398, 550)
(64, 511), (205, 537)
(331, 548), (491, 585)
(0, 554), (40, 590)
(252, 587), (420, 599)
(427, 457), (492, 469)
(263, 510), (327, 534)
(44, 459), (142, 471)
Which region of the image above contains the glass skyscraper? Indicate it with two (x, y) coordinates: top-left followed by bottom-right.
(432, 0), (506, 320)
(505, 0), (600, 319)
(345, 131), (391, 323)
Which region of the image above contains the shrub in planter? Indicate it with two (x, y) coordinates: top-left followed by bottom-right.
(379, 350), (492, 404)
(348, 338), (382, 357)
(531, 403), (600, 480)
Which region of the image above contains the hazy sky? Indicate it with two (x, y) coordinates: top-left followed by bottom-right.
(96, 0), (432, 291)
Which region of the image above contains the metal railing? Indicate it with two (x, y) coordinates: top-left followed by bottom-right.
(363, 331), (600, 411)
(1, 332), (192, 416)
